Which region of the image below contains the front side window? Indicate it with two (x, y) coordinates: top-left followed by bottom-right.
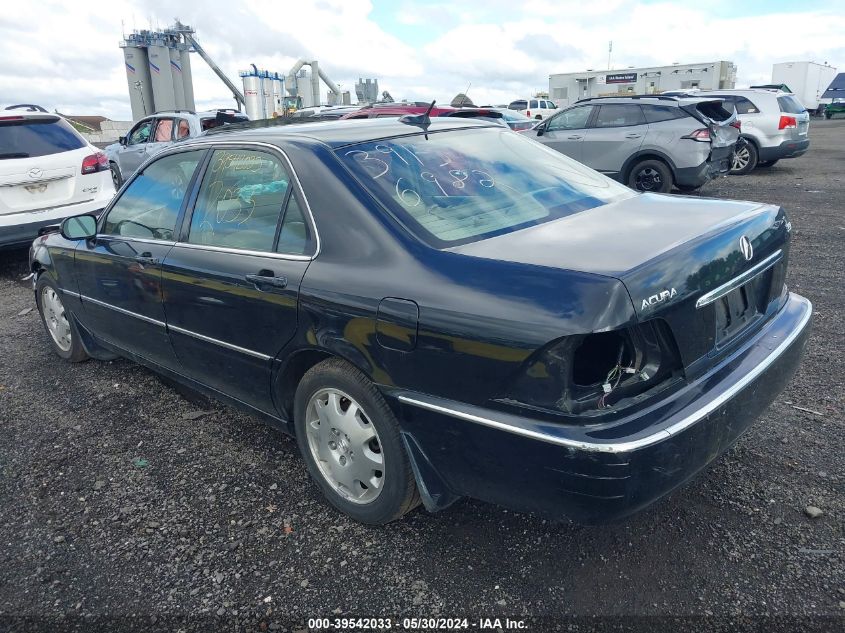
(188, 149), (290, 252)
(102, 151), (202, 240)
(339, 128), (632, 248)
(547, 106), (593, 131)
(593, 104), (645, 128)
(128, 119), (154, 145)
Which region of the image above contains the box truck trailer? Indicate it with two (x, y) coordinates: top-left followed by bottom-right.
(771, 61), (838, 114)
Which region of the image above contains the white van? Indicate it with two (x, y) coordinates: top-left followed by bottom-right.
(507, 98), (557, 120)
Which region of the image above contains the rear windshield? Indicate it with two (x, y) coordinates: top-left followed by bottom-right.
(0, 116), (85, 159)
(338, 128), (633, 248)
(508, 100), (527, 111)
(777, 95), (806, 114)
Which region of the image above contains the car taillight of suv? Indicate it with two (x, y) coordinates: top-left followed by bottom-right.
(81, 151), (109, 175)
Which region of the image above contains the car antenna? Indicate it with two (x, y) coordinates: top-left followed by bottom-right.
(399, 100), (436, 139)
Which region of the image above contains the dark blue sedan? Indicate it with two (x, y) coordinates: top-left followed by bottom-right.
(29, 118), (812, 524)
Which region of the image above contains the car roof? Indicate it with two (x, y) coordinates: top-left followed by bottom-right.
(188, 117), (499, 150)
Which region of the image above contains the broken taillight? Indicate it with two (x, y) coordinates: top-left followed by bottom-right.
(683, 128), (711, 142)
(730, 120), (741, 130)
(81, 151), (108, 175)
(778, 115), (797, 130)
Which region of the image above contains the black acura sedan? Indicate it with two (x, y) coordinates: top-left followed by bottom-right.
(29, 118), (812, 525)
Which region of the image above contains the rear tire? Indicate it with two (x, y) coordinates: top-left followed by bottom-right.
(757, 160), (779, 168)
(627, 159), (673, 193)
(293, 358), (419, 524)
(35, 274), (88, 363)
(730, 139), (758, 175)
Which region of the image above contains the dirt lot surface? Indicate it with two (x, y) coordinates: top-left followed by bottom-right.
(0, 121), (842, 633)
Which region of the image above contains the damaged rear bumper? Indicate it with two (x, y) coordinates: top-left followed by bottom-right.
(392, 293), (812, 523)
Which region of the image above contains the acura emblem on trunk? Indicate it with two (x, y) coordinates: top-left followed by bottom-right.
(739, 236), (754, 261)
(27, 168), (43, 179)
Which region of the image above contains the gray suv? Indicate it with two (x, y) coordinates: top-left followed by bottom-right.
(690, 89), (810, 174)
(522, 96), (738, 193)
(105, 109), (248, 188)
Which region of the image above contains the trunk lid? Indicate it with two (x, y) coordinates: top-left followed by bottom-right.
(451, 193), (790, 369)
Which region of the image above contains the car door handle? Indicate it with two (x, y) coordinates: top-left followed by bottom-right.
(245, 272), (288, 290)
(567, 135), (583, 140)
(625, 133), (643, 139)
(134, 252), (160, 266)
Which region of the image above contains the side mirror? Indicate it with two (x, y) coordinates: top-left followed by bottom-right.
(119, 136), (127, 146)
(536, 122), (546, 137)
(60, 214), (97, 240)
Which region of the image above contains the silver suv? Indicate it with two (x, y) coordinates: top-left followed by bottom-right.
(691, 89), (810, 174)
(522, 95), (738, 193)
(105, 109), (248, 188)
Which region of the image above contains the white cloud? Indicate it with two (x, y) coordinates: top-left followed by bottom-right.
(0, 0), (842, 119)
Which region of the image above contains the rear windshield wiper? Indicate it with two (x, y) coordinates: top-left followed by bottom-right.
(0, 152), (30, 159)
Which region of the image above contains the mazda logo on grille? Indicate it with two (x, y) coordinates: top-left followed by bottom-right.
(739, 236), (754, 261)
(27, 168), (43, 179)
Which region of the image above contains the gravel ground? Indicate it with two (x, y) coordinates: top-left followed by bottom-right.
(0, 121), (842, 633)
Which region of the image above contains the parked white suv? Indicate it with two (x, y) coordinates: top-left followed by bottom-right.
(686, 89), (810, 174)
(0, 105), (115, 249)
(508, 98), (557, 120)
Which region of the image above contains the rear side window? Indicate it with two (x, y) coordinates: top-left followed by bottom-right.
(103, 151), (203, 240)
(529, 100), (539, 109)
(642, 105), (686, 123)
(593, 105), (645, 127)
(0, 116), (85, 159)
(188, 149), (291, 252)
(777, 95), (806, 114)
(734, 97), (759, 114)
(153, 118), (174, 142)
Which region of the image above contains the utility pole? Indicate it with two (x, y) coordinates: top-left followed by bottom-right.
(607, 41), (613, 71)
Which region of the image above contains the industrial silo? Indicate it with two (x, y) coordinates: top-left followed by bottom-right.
(272, 73), (284, 115)
(180, 46), (195, 111)
(169, 47), (186, 110)
(122, 44), (155, 120)
(147, 41), (176, 112)
(262, 71), (274, 119)
(241, 70), (263, 120)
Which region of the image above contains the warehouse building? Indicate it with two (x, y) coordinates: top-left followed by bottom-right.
(549, 61), (737, 107)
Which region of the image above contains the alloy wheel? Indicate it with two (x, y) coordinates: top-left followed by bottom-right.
(304, 388), (385, 504)
(41, 286), (72, 352)
(732, 145), (750, 171)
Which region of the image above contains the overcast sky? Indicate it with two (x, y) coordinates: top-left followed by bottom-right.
(2, 0), (843, 119)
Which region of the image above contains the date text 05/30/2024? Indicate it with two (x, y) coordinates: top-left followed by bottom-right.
(307, 617), (528, 630)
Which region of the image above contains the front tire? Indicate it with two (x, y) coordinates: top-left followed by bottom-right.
(110, 162), (123, 190)
(628, 159), (673, 193)
(35, 274), (88, 362)
(294, 358), (419, 524)
(731, 139), (758, 174)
